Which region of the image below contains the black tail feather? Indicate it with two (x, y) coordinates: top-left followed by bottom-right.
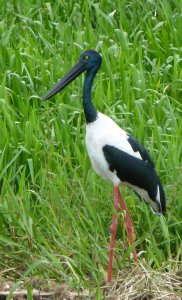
(158, 181), (166, 214)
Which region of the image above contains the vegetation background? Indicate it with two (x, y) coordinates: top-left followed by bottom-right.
(0, 0), (181, 298)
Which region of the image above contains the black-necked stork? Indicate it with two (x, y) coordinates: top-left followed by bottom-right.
(43, 50), (166, 283)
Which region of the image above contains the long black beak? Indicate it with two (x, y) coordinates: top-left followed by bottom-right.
(43, 60), (87, 101)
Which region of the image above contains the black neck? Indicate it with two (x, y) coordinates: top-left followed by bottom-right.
(82, 69), (98, 124)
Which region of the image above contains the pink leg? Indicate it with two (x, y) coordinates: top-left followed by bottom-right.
(115, 186), (137, 262)
(107, 189), (119, 283)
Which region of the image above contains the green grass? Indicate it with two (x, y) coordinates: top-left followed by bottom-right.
(0, 0), (182, 296)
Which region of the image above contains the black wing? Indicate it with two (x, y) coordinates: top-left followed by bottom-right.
(103, 144), (158, 201)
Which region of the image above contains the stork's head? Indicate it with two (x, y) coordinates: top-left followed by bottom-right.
(79, 50), (102, 71)
(43, 50), (102, 101)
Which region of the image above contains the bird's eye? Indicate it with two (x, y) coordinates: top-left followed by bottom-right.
(84, 55), (90, 60)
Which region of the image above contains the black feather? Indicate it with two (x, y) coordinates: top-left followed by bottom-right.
(127, 135), (154, 166)
(103, 144), (157, 195)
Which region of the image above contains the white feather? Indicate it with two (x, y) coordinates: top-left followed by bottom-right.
(125, 182), (161, 215)
(86, 112), (141, 185)
(85, 112), (161, 214)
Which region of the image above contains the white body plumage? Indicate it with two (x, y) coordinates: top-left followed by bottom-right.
(86, 112), (161, 214)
